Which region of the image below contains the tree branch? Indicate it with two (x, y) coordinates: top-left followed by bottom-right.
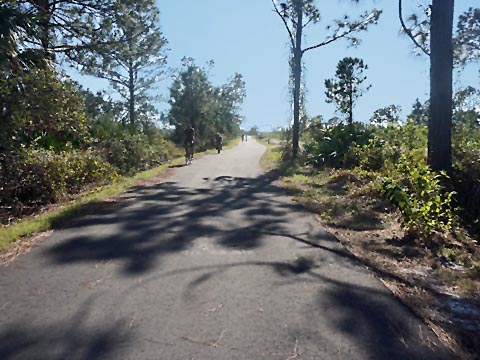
(398, 0), (430, 56)
(303, 17), (315, 29)
(302, 14), (372, 54)
(271, 0), (295, 49)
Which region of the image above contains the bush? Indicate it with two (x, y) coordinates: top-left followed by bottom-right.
(0, 69), (181, 224)
(353, 121), (428, 173)
(0, 69), (91, 152)
(452, 124), (480, 236)
(381, 156), (457, 241)
(97, 131), (180, 175)
(0, 149), (118, 221)
(303, 122), (373, 168)
(340, 121), (457, 241)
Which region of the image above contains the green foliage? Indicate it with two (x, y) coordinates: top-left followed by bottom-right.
(381, 159), (456, 240)
(401, 3), (479, 66)
(408, 98), (429, 125)
(306, 119), (461, 240)
(303, 122), (372, 168)
(19, 0), (117, 60)
(346, 121), (457, 240)
(76, 0), (167, 125)
(248, 126), (259, 136)
(0, 66), (180, 223)
(0, 149), (118, 220)
(97, 130), (180, 176)
(0, 68), (91, 151)
(88, 111), (180, 176)
(273, 1), (381, 49)
(168, 58), (245, 150)
(0, 1), (45, 73)
(370, 105), (402, 126)
(353, 120), (428, 173)
(453, 86), (480, 127)
(452, 124), (480, 235)
(78, 86), (124, 123)
(272, 0), (381, 158)
(455, 7), (480, 66)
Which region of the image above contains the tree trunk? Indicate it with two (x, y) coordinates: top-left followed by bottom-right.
(348, 83), (353, 126)
(128, 64), (135, 125)
(292, 0), (303, 160)
(32, 0), (52, 60)
(429, 0), (454, 172)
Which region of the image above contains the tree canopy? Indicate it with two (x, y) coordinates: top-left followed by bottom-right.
(456, 7), (480, 66)
(168, 58), (245, 150)
(76, 0), (168, 126)
(370, 105), (402, 126)
(325, 57), (371, 126)
(399, 1), (480, 67)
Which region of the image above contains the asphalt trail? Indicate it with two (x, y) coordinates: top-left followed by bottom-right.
(0, 139), (453, 359)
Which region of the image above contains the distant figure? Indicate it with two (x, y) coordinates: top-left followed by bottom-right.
(184, 125), (195, 164)
(242, 134), (245, 142)
(245, 134), (248, 142)
(215, 132), (223, 154)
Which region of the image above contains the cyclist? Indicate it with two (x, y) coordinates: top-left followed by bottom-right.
(184, 125), (195, 164)
(215, 132), (223, 154)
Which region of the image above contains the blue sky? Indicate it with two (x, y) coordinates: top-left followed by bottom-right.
(68, 0), (479, 132)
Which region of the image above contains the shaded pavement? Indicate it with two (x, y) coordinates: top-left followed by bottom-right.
(0, 139), (454, 359)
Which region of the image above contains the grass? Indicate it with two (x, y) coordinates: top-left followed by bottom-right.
(260, 144), (282, 172)
(223, 137), (241, 150)
(257, 136), (302, 177)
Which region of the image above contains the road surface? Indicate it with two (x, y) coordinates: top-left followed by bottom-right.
(0, 139), (453, 359)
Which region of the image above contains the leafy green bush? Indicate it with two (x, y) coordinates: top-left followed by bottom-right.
(452, 124), (480, 235)
(0, 68), (181, 224)
(303, 123), (372, 168)
(0, 149), (118, 221)
(333, 121), (458, 241)
(89, 117), (181, 175)
(97, 131), (180, 175)
(0, 69), (91, 151)
(381, 156), (457, 240)
(303, 117), (479, 241)
(353, 121), (427, 173)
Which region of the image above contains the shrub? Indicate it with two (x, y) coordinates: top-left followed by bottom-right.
(381, 156), (457, 240)
(0, 69), (91, 152)
(303, 123), (372, 168)
(353, 121), (427, 174)
(97, 131), (180, 175)
(452, 124), (480, 236)
(0, 149), (118, 221)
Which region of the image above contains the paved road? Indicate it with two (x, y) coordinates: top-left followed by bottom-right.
(0, 139), (453, 360)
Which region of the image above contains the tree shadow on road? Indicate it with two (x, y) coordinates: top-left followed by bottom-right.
(38, 168), (455, 359)
(0, 296), (133, 360)
(44, 170), (340, 275)
(111, 256), (453, 360)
